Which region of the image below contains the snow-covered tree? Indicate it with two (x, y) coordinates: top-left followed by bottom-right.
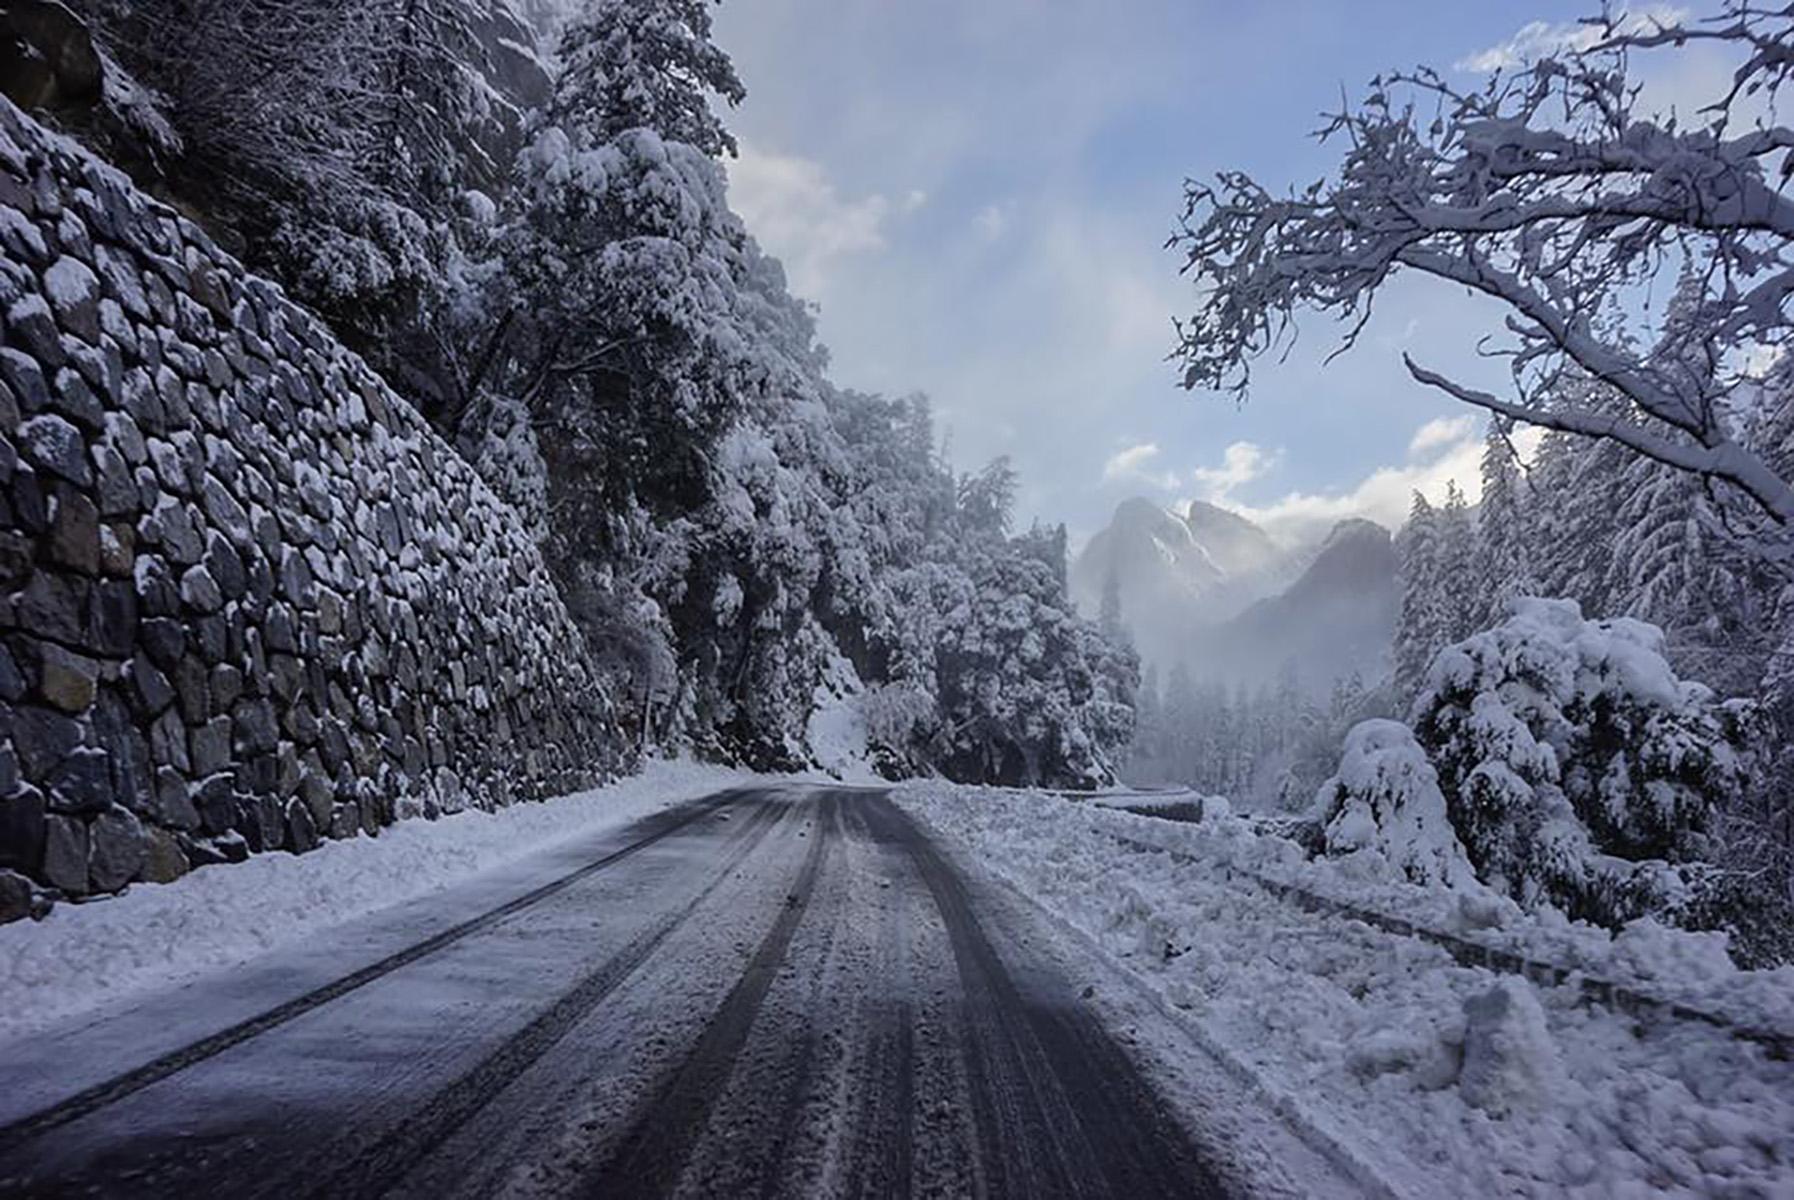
(1171, 4), (1794, 535)
(1395, 482), (1480, 702)
(1312, 719), (1477, 887)
(1437, 481), (1478, 641)
(1412, 598), (1750, 925)
(1605, 270), (1771, 695)
(1530, 407), (1628, 619)
(551, 0), (744, 159)
(1477, 422), (1534, 629)
(90, 0), (542, 399)
(1394, 491), (1444, 697)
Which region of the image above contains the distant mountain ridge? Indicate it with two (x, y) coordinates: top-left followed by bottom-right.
(1182, 499), (1280, 576)
(1199, 517), (1398, 691)
(1071, 500), (1396, 694)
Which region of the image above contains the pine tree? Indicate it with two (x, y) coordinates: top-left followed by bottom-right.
(1529, 318), (1640, 615)
(551, 0), (745, 158)
(1394, 491), (1444, 698)
(1606, 269), (1769, 693)
(1437, 480), (1479, 640)
(1477, 420), (1534, 627)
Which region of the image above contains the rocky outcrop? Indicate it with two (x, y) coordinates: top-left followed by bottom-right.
(0, 97), (619, 916)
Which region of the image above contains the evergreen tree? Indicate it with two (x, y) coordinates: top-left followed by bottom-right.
(1606, 270), (1770, 694)
(1437, 480), (1478, 642)
(1394, 491), (1444, 698)
(1477, 420), (1534, 627)
(551, 0), (744, 158)
(1528, 319), (1640, 615)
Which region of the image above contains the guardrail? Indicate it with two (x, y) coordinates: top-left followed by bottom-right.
(1104, 828), (1794, 1061)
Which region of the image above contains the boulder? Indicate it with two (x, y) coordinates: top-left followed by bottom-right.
(139, 825), (187, 883)
(87, 805), (144, 890)
(43, 257), (101, 344)
(47, 746), (111, 812)
(46, 489), (100, 573)
(15, 413), (87, 484)
(37, 643), (98, 713)
(0, 787), (47, 872)
(0, 868), (31, 923)
(41, 813), (87, 893)
(13, 704), (81, 780)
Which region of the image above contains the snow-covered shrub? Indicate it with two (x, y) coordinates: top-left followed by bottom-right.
(1311, 719), (1477, 887)
(1412, 598), (1750, 925)
(859, 682), (937, 778)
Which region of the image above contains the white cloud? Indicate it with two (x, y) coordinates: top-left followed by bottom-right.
(1457, 6), (1687, 72)
(1408, 414), (1476, 458)
(1103, 441), (1162, 481)
(1216, 418), (1544, 541)
(1190, 440), (1277, 501)
(726, 143), (919, 300)
(974, 202), (1011, 240)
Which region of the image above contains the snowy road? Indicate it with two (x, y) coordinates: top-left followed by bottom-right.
(0, 786), (1225, 1198)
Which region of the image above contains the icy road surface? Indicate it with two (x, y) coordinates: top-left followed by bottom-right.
(0, 786), (1227, 1198)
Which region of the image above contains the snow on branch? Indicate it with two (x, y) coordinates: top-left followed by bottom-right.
(1171, 6), (1794, 529)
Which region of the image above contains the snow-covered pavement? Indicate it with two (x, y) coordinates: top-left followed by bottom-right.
(12, 773), (1783, 1197)
(0, 784), (1266, 1198)
(0, 760), (757, 1046)
(897, 781), (1794, 1197)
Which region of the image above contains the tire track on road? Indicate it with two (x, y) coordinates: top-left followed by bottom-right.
(301, 798), (788, 1199)
(864, 797), (1226, 1199)
(0, 788), (755, 1156)
(838, 799), (917, 1200)
(588, 793), (837, 1198)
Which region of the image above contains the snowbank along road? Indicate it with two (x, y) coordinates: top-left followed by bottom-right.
(0, 785), (1228, 1198)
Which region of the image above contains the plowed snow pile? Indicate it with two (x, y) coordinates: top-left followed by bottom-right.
(898, 781), (1794, 1197)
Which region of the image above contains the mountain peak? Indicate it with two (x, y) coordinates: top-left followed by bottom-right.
(1181, 499), (1278, 577)
(1198, 516), (1398, 694)
(1320, 517), (1390, 550)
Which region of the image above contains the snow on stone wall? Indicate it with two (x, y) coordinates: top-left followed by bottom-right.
(0, 98), (617, 918)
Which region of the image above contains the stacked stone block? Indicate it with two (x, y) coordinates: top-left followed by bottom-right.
(0, 99), (619, 920)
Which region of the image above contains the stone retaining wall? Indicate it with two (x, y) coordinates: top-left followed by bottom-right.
(0, 98), (619, 920)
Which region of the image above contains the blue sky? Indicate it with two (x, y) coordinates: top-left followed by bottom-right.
(712, 1), (1701, 545)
